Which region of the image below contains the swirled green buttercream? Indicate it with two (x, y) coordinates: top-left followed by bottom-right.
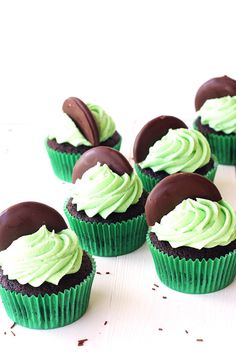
(151, 198), (236, 249)
(71, 163), (143, 219)
(48, 103), (116, 146)
(139, 128), (211, 173)
(0, 226), (83, 287)
(197, 96), (236, 134)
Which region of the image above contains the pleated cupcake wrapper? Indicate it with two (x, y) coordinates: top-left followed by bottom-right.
(0, 257), (96, 329)
(45, 138), (122, 183)
(146, 234), (236, 294)
(134, 164), (161, 193)
(64, 204), (148, 257)
(203, 133), (236, 166)
(134, 158), (218, 193)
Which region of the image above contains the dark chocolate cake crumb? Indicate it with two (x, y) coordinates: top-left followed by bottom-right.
(196, 338), (204, 342)
(78, 338), (88, 346)
(104, 321), (108, 326)
(11, 331), (16, 336)
(10, 322), (16, 329)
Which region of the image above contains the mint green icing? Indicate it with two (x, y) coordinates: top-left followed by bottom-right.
(48, 103), (116, 146)
(71, 163), (143, 219)
(139, 128), (211, 174)
(0, 226), (83, 287)
(197, 95), (236, 134)
(151, 198), (236, 249)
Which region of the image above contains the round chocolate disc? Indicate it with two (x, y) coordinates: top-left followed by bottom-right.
(145, 173), (222, 226)
(62, 97), (99, 146)
(195, 75), (236, 111)
(0, 202), (68, 251)
(133, 115), (188, 163)
(72, 146), (133, 182)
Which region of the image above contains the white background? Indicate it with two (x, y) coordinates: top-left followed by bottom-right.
(0, 1), (236, 353)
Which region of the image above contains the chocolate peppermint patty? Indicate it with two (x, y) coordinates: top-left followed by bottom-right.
(47, 131), (121, 154)
(149, 232), (236, 261)
(66, 192), (147, 224)
(0, 252), (92, 296)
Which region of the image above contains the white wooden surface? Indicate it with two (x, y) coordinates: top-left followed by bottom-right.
(0, 1), (236, 353)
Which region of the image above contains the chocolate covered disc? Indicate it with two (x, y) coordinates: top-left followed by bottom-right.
(0, 202), (68, 250)
(145, 173), (222, 226)
(72, 146), (133, 182)
(63, 97), (99, 146)
(195, 75), (236, 111)
(133, 116), (187, 163)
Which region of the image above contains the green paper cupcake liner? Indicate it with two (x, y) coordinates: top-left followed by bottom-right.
(193, 122), (236, 165)
(64, 203), (148, 257)
(134, 157), (218, 193)
(0, 257), (96, 329)
(147, 234), (236, 294)
(45, 138), (122, 183)
(134, 164), (161, 192)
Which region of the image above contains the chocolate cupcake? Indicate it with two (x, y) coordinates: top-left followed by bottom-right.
(46, 97), (122, 182)
(146, 173), (236, 294)
(194, 75), (236, 165)
(133, 115), (218, 192)
(0, 202), (96, 329)
(64, 147), (148, 256)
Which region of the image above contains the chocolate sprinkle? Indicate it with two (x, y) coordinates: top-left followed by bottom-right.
(96, 272), (102, 275)
(158, 328), (163, 331)
(185, 330), (189, 334)
(105, 272), (110, 275)
(153, 283), (159, 288)
(152, 288), (156, 291)
(162, 296), (167, 299)
(10, 322), (16, 329)
(104, 321), (108, 326)
(11, 331), (16, 337)
(196, 338), (204, 342)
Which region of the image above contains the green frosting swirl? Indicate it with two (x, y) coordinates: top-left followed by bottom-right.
(151, 198), (236, 249)
(48, 103), (116, 146)
(71, 163), (143, 219)
(0, 226), (83, 287)
(197, 95), (236, 134)
(139, 128), (211, 174)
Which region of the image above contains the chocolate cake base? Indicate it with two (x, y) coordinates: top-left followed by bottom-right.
(136, 157), (215, 179)
(47, 131), (121, 154)
(0, 252), (92, 296)
(195, 117), (235, 137)
(66, 192), (147, 224)
(150, 232), (236, 261)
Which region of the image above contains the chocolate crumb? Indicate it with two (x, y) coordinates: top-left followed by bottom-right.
(185, 330), (189, 334)
(4, 332), (6, 335)
(162, 296), (167, 299)
(154, 283), (159, 288)
(158, 328), (163, 331)
(96, 272), (102, 275)
(10, 322), (16, 329)
(196, 338), (204, 342)
(105, 272), (110, 275)
(104, 321), (108, 326)
(152, 288), (156, 291)
(11, 331), (16, 337)
(78, 338), (88, 346)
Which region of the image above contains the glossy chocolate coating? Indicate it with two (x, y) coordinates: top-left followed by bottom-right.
(133, 116), (187, 163)
(72, 146), (133, 182)
(145, 173), (222, 226)
(62, 97), (99, 146)
(0, 202), (68, 250)
(195, 75), (236, 111)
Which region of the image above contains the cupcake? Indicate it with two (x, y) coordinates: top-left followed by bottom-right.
(46, 97), (122, 182)
(133, 115), (218, 192)
(146, 173), (236, 294)
(194, 75), (236, 165)
(64, 146), (148, 256)
(0, 201), (96, 329)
